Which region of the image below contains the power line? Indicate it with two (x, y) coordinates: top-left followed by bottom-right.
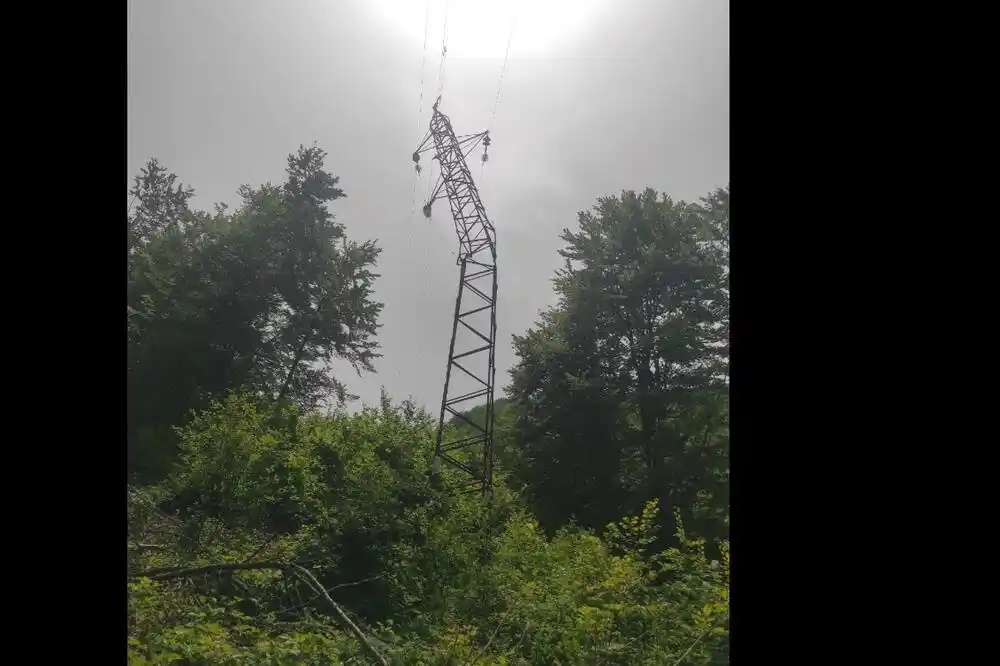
(489, 15), (516, 132)
(436, 0), (450, 101)
(410, 1), (431, 222)
(481, 13), (516, 191)
(417, 0), (430, 134)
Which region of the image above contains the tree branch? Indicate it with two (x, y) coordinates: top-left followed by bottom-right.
(671, 627), (711, 666)
(130, 561), (389, 666)
(289, 564), (389, 666)
(130, 561), (287, 581)
(507, 623), (529, 657)
(328, 574), (383, 591)
(243, 534), (279, 564)
(463, 617), (506, 666)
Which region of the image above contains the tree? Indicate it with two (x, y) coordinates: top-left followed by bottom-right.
(506, 187), (730, 540)
(124, 164), (730, 663)
(128, 394), (727, 665)
(127, 158), (195, 260)
(127, 146), (382, 483)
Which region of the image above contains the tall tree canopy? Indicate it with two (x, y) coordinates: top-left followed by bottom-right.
(506, 187), (729, 540)
(127, 146), (383, 483)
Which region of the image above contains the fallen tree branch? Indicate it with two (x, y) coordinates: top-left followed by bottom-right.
(329, 574), (383, 591)
(243, 534), (279, 564)
(671, 627), (711, 666)
(463, 616), (506, 666)
(279, 575), (382, 615)
(506, 623), (529, 658)
(129, 561), (389, 666)
(130, 561), (285, 581)
(289, 564), (389, 666)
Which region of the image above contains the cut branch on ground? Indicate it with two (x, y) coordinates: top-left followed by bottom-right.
(130, 561), (389, 666)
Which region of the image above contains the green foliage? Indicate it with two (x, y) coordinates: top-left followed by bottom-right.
(126, 181), (729, 664)
(127, 145), (383, 483)
(506, 187), (730, 541)
(129, 395), (727, 665)
(128, 577), (352, 665)
(448, 398), (511, 431)
(132, 393), (501, 619)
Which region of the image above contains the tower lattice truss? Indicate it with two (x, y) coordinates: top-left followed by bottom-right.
(413, 99), (497, 497)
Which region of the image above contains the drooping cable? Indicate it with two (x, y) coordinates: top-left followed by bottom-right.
(436, 0), (451, 101)
(409, 173), (419, 222)
(417, 0), (430, 134)
(489, 15), (516, 132)
(410, 0), (432, 222)
(481, 14), (516, 190)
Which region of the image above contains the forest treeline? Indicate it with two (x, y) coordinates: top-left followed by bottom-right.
(127, 145), (729, 665)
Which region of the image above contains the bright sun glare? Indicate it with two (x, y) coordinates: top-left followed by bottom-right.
(370, 0), (603, 59)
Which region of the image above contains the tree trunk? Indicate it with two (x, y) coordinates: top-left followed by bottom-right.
(276, 332), (311, 403)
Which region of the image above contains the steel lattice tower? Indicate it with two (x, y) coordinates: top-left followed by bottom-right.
(412, 98), (497, 498)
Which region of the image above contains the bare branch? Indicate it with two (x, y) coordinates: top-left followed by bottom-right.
(129, 561), (390, 666)
(130, 561), (287, 581)
(671, 627), (711, 666)
(463, 616), (506, 666)
(506, 623), (529, 657)
(329, 574), (383, 591)
(243, 534), (279, 564)
(289, 564), (389, 666)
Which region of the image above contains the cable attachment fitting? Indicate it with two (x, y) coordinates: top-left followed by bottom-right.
(413, 151), (422, 174)
(482, 133), (491, 163)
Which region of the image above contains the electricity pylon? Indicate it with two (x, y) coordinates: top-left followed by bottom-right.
(412, 97), (497, 498)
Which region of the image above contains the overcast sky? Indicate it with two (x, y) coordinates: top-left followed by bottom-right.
(127, 0), (729, 413)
